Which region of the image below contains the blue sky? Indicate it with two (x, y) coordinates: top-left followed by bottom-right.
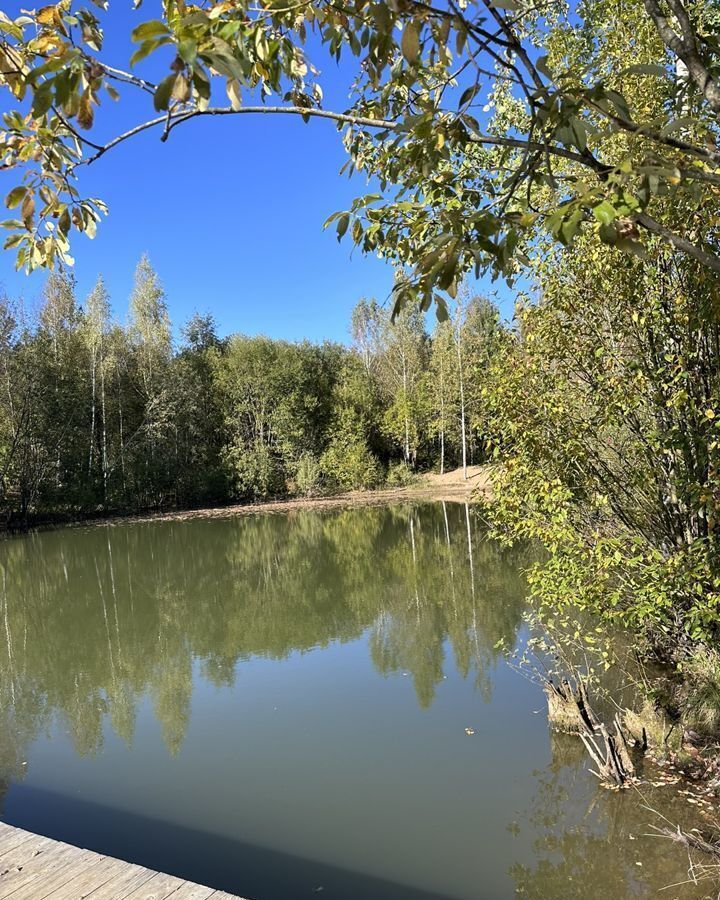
(0, 3), (515, 343)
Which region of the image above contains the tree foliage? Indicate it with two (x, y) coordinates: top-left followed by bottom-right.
(0, 258), (500, 524)
(480, 234), (720, 651)
(1, 0), (720, 312)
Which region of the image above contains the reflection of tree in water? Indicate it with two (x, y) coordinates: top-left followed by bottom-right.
(510, 730), (716, 898)
(368, 502), (528, 706)
(0, 502), (528, 779)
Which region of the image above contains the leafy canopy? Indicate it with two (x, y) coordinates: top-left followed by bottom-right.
(1, 0), (720, 314)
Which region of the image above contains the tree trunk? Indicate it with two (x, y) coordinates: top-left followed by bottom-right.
(100, 354), (108, 503)
(89, 347), (96, 477)
(455, 324), (467, 481)
(118, 372), (126, 492)
(402, 352), (410, 468)
(439, 359), (445, 476)
(545, 678), (642, 788)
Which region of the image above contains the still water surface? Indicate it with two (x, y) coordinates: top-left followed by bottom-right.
(0, 503), (714, 899)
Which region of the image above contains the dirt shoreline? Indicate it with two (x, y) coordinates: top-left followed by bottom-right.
(71, 465), (492, 529)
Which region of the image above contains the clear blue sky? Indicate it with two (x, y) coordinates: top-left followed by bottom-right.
(0, 3), (514, 343)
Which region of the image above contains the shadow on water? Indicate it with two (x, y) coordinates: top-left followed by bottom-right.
(3, 784), (453, 900)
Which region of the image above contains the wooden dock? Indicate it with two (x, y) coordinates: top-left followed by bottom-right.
(0, 822), (248, 900)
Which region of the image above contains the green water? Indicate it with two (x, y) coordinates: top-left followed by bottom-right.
(0, 503), (714, 899)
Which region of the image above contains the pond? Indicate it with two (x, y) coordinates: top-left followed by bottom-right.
(0, 502), (714, 899)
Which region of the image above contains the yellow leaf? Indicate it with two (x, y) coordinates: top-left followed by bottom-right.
(77, 90), (94, 129)
(401, 21), (420, 65)
(226, 78), (242, 111)
(36, 5), (58, 25)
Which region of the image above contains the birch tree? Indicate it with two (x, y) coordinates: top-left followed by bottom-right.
(376, 305), (428, 470)
(128, 254), (173, 502)
(84, 275), (111, 497)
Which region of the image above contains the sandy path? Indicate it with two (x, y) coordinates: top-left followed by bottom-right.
(87, 466), (492, 528)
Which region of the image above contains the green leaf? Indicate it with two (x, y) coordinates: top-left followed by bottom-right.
(459, 85), (479, 108)
(536, 55), (553, 79)
(130, 36), (172, 67)
(619, 63), (668, 78)
(3, 233), (23, 250)
(131, 20), (169, 42)
(592, 200), (617, 226)
(153, 74), (177, 112)
(603, 88), (631, 121)
(569, 117), (587, 152)
(192, 68), (211, 102)
(598, 223), (618, 245)
(336, 213), (349, 241)
(178, 39), (197, 66)
(53, 70), (71, 107)
(435, 296), (450, 322)
(559, 211), (582, 245)
(202, 46), (245, 82)
(617, 238), (648, 259)
(401, 22), (420, 65)
(0, 15), (23, 40)
(5, 186), (27, 210)
(58, 207), (71, 236)
(31, 82), (54, 118)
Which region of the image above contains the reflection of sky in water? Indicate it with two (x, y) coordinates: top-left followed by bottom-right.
(0, 503), (711, 899)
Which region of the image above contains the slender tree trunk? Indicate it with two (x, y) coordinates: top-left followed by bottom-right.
(89, 347), (96, 477)
(53, 333), (61, 489)
(439, 358), (445, 476)
(456, 325), (467, 481)
(402, 352), (410, 467)
(118, 372), (126, 492)
(100, 352), (108, 502)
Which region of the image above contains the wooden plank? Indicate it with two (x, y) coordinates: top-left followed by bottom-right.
(0, 826), (247, 900)
(0, 841), (82, 898)
(41, 854), (133, 900)
(164, 882), (216, 900)
(0, 826), (18, 850)
(80, 862), (156, 900)
(0, 826), (41, 859)
(0, 833), (55, 873)
(0, 845), (98, 900)
(121, 871), (188, 900)
(0, 837), (57, 878)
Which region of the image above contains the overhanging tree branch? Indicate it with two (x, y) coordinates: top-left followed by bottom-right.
(635, 212), (720, 273)
(642, 0), (720, 115)
(73, 102), (720, 274)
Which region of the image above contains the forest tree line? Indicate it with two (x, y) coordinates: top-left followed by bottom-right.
(0, 256), (501, 526)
